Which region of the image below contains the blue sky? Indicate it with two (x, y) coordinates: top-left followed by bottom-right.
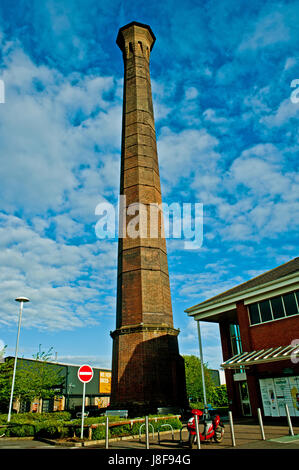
(0, 0), (298, 375)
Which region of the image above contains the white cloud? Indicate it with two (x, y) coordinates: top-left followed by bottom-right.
(185, 87), (199, 101)
(203, 108), (229, 125)
(238, 11), (290, 51)
(212, 142), (299, 241)
(158, 127), (220, 192)
(53, 214), (85, 241)
(0, 38), (121, 336)
(173, 267), (241, 303)
(0, 213), (117, 331)
(261, 98), (299, 127)
(230, 157), (288, 197)
(284, 57), (297, 71)
(0, 42), (121, 216)
(179, 318), (223, 369)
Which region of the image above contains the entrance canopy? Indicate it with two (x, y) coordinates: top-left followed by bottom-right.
(221, 344), (299, 369)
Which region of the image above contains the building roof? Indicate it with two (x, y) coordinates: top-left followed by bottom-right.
(116, 21), (156, 50)
(5, 356), (111, 371)
(186, 257), (299, 314)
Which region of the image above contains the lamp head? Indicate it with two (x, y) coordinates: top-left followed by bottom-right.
(15, 297), (30, 303)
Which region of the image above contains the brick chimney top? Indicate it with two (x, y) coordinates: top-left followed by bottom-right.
(116, 21), (156, 53)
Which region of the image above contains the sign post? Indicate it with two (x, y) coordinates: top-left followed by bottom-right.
(77, 365), (94, 439)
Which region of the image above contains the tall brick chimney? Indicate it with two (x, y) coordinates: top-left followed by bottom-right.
(110, 22), (187, 416)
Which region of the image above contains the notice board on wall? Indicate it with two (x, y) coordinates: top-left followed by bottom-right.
(259, 376), (299, 417)
(99, 371), (111, 394)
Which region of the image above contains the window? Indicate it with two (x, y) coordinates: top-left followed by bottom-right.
(249, 290), (299, 326)
(259, 299), (272, 322)
(229, 324), (244, 373)
(249, 303), (260, 325)
(230, 324), (243, 356)
(270, 296), (285, 319)
(20, 401), (30, 413)
(283, 292), (298, 316)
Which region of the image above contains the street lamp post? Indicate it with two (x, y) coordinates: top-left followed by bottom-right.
(7, 297), (30, 422)
(197, 321), (208, 417)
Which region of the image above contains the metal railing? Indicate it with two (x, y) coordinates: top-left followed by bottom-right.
(157, 424), (174, 444)
(179, 424), (188, 445)
(102, 409), (297, 449)
(139, 421), (154, 443)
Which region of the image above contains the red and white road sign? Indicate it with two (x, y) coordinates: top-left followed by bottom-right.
(78, 364), (93, 383)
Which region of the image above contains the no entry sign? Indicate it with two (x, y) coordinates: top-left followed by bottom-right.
(78, 364), (93, 439)
(78, 364), (93, 384)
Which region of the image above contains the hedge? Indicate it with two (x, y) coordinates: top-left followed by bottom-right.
(0, 412), (72, 438)
(0, 411), (72, 424)
(0, 413), (182, 440)
(5, 424), (36, 437)
(90, 415), (182, 441)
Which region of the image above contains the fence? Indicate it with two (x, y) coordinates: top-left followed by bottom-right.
(74, 408), (299, 449)
(1, 409), (298, 448)
(86, 414), (182, 448)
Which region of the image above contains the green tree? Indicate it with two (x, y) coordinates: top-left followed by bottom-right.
(183, 355), (215, 404)
(0, 357), (15, 411)
(0, 346), (65, 413)
(210, 384), (228, 407)
(0, 344), (6, 360)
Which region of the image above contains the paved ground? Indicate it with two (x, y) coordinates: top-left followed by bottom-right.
(0, 438), (77, 449)
(89, 422), (299, 450)
(1, 421), (299, 450)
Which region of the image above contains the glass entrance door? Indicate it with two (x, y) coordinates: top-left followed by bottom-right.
(239, 381), (252, 416)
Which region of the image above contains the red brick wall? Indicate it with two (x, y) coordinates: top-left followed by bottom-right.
(257, 361), (299, 375)
(219, 322), (232, 362)
(250, 316), (299, 350)
(236, 300), (299, 350)
(110, 328), (188, 413)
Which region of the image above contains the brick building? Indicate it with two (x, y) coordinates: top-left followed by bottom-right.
(185, 257), (299, 419)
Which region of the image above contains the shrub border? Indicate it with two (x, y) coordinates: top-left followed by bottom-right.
(0, 414), (182, 442)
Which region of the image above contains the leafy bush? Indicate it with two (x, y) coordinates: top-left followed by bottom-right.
(1, 414), (183, 440)
(0, 412), (73, 438)
(106, 415), (182, 439)
(5, 424), (35, 437)
(189, 402), (204, 409)
(42, 412), (72, 421)
(0, 411), (71, 424)
(90, 415), (182, 441)
(210, 385), (228, 407)
(110, 423), (132, 437)
(91, 425), (107, 440)
(150, 416), (182, 432)
(35, 420), (70, 439)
